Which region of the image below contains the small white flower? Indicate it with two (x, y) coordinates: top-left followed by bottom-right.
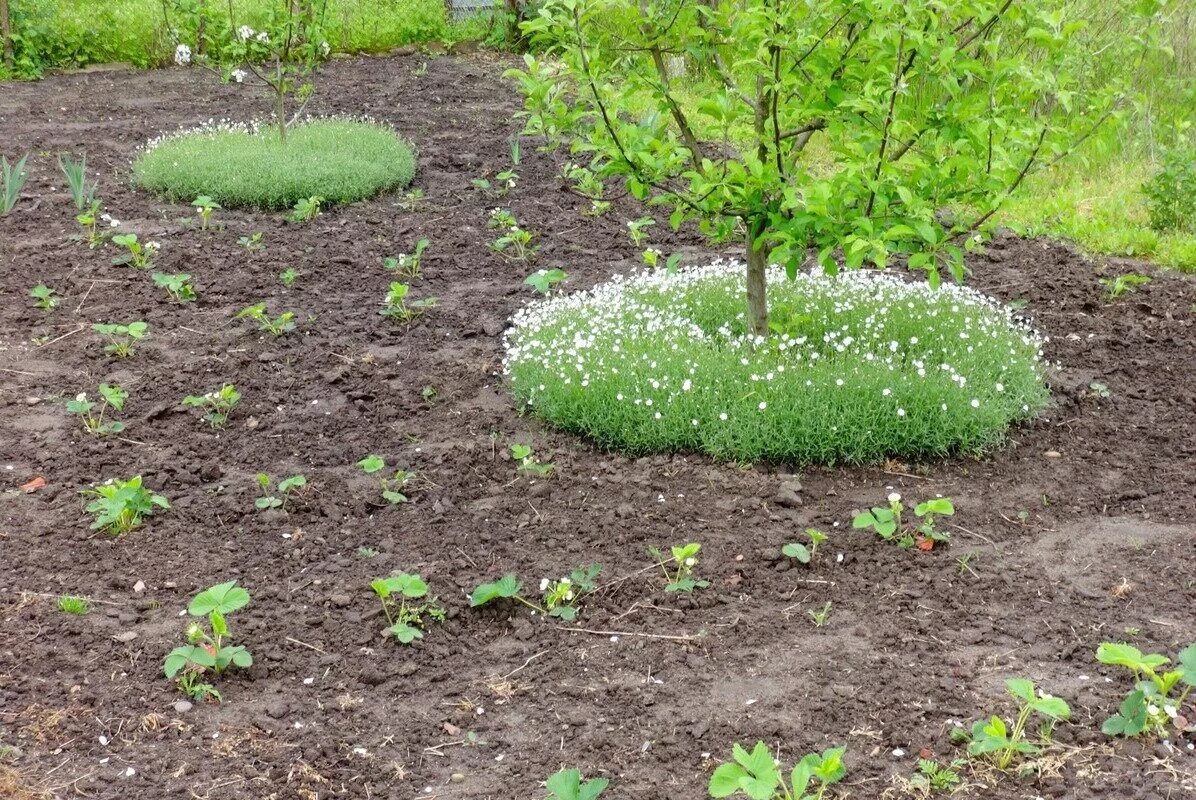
(882, 388), (892, 396)
(1147, 704), (1159, 716)
(683, 557), (696, 567)
(897, 408), (906, 417)
(888, 492), (901, 503)
(970, 398), (980, 408)
(995, 382), (1004, 392)
(256, 31), (270, 43)
(320, 41), (331, 57)
(757, 401), (767, 411)
(75, 392), (87, 402)
(237, 25), (254, 41)
(231, 69), (247, 83)
(719, 412), (728, 421)
(539, 578), (550, 592)
(174, 43), (192, 66)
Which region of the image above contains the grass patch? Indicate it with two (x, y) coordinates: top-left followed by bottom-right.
(1, 0), (497, 77)
(999, 165), (1196, 273)
(504, 262), (1049, 465)
(132, 119), (415, 210)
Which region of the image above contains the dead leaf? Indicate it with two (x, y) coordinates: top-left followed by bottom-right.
(724, 574), (742, 587)
(915, 537), (935, 552)
(1111, 578), (1133, 598)
(20, 476), (46, 493)
(442, 722), (461, 736)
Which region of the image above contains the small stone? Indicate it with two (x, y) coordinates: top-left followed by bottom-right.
(330, 593), (352, 608)
(266, 701), (289, 719)
(132, 580), (146, 593)
(173, 700), (193, 713)
(113, 631), (138, 643)
(450, 773), (466, 784)
(1044, 450), (1062, 458)
(774, 480), (803, 508)
(25, 396), (41, 405)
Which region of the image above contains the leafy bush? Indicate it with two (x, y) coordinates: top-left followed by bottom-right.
(1143, 143), (1196, 233)
(503, 262), (1048, 464)
(131, 119), (415, 209)
(510, 0), (1160, 335)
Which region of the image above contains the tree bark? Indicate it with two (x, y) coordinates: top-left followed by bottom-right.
(196, 0), (206, 56)
(745, 220), (769, 338)
(0, 0), (14, 72)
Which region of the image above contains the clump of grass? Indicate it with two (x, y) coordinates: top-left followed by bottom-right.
(504, 261), (1049, 465)
(57, 596), (91, 616)
(131, 119), (415, 210)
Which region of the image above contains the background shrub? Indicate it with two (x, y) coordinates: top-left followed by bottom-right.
(504, 263), (1049, 465)
(131, 119), (415, 209)
(1143, 143), (1196, 234)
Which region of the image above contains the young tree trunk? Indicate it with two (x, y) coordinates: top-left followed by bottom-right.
(196, 0), (206, 56)
(745, 220), (769, 338)
(0, 0), (14, 72)
(275, 91), (287, 143)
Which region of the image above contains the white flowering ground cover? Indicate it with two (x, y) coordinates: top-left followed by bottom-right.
(504, 261), (1050, 463)
(132, 118), (415, 209)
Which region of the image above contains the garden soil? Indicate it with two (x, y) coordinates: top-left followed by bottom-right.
(0, 53), (1194, 800)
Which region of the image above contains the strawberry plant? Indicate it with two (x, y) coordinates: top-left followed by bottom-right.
(75, 199), (107, 247)
(255, 473), (306, 510)
(30, 284), (58, 310)
(782, 528), (828, 564)
(1096, 642), (1195, 737)
(357, 455), (414, 504)
(546, 768), (608, 800)
(853, 493), (955, 549)
(380, 282), (437, 322)
(1099, 273), (1151, 301)
(289, 195), (322, 222)
(384, 238), (430, 279)
(237, 302), (296, 336)
(111, 233), (160, 269)
(961, 678), (1070, 769)
(512, 443), (553, 476)
(709, 741), (846, 799)
(152, 272), (197, 303)
(238, 232), (264, 252)
(66, 384), (128, 435)
(93, 321), (148, 358)
(164, 581), (253, 702)
(492, 225), (536, 261)
(82, 475), (170, 535)
(648, 542), (709, 592)
(466, 566), (598, 617)
(470, 569), (599, 620)
(182, 384), (241, 428)
(194, 195), (220, 230)
(539, 564), (601, 621)
(525, 268), (567, 295)
(371, 572), (445, 644)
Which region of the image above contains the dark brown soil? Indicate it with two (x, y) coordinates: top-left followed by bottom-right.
(1, 54), (1194, 800)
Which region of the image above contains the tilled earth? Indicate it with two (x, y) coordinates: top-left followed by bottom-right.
(1, 53), (1194, 800)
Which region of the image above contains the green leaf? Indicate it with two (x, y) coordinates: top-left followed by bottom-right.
(708, 763), (749, 798)
(1103, 690), (1149, 737)
(470, 574), (522, 606)
(1176, 643), (1196, 686)
(189, 581), (250, 616)
(358, 455), (385, 474)
(255, 496), (282, 509)
(163, 645), (216, 678)
(278, 475), (306, 493)
(1005, 678), (1036, 704)
(914, 498), (955, 517)
(781, 542), (810, 563)
(390, 622), (423, 644)
(1096, 642), (1169, 672)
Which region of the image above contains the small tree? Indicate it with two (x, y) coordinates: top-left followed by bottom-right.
(169, 0), (331, 142)
(509, 0), (1161, 335)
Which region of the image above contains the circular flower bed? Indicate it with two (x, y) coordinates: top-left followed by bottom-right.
(132, 118), (415, 209)
(503, 261), (1050, 464)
